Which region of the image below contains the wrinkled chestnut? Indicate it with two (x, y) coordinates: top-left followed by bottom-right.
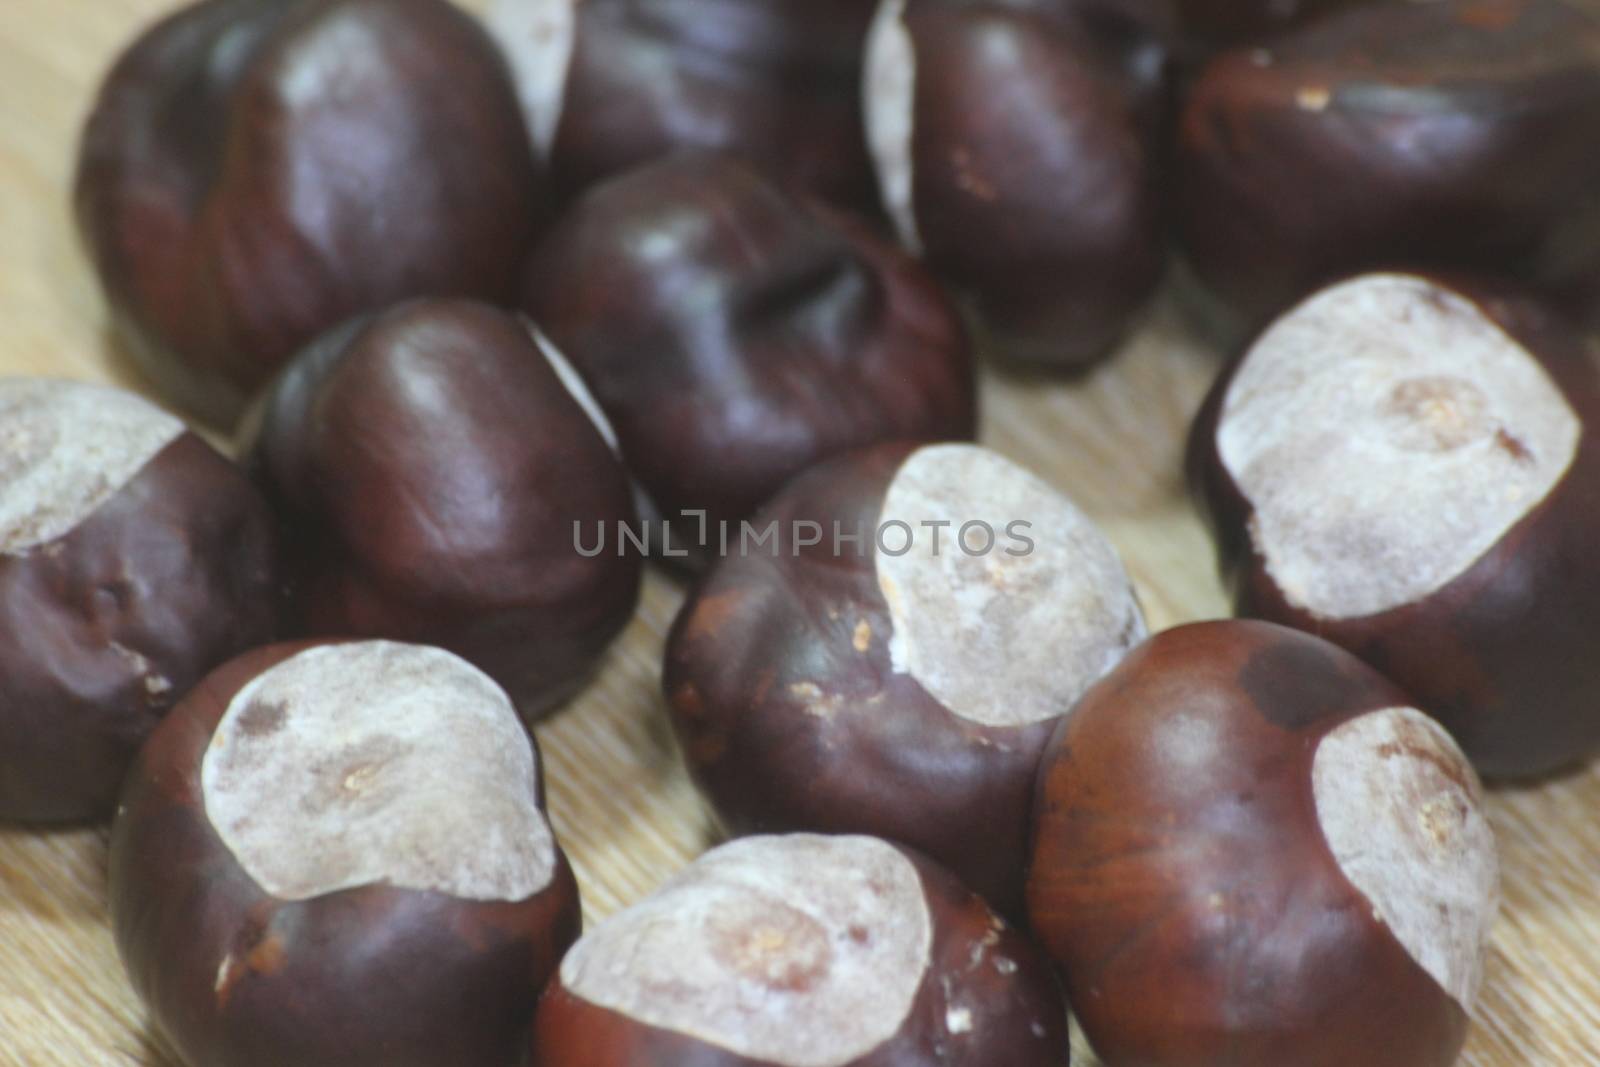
(111, 639), (582, 1067)
(76, 0), (542, 426)
(520, 153), (975, 561)
(487, 0), (878, 210)
(1029, 619), (1500, 1067)
(0, 378), (278, 824)
(864, 0), (1167, 365)
(242, 298), (640, 723)
(664, 442), (1145, 914)
(533, 833), (1068, 1066)
(1176, 0), (1600, 332)
(1188, 273), (1600, 778)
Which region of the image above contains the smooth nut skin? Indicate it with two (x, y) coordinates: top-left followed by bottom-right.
(532, 841), (1069, 1066)
(1174, 0), (1380, 55)
(1027, 620), (1468, 1067)
(548, 0), (879, 212)
(521, 153), (975, 562)
(1188, 284), (1600, 778)
(241, 299), (641, 724)
(109, 641), (582, 1067)
(75, 0), (543, 427)
(1176, 0), (1600, 332)
(0, 432), (279, 824)
(895, 0), (1167, 366)
(664, 444), (1046, 916)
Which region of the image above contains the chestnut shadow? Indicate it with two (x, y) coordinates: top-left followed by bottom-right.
(136, 1023), (185, 1067)
(0, 824), (112, 921)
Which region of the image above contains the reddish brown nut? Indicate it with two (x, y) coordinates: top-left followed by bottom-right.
(1176, 0), (1600, 333)
(1188, 273), (1600, 778)
(864, 0), (1167, 366)
(664, 442), (1145, 915)
(486, 0), (879, 211)
(241, 298), (640, 724)
(520, 153), (975, 563)
(1174, 0), (1380, 55)
(533, 833), (1069, 1066)
(1028, 619), (1500, 1067)
(111, 639), (582, 1067)
(76, 0), (543, 426)
(0, 379), (278, 824)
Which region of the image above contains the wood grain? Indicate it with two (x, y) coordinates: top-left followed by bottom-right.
(1, 2), (1597, 1064)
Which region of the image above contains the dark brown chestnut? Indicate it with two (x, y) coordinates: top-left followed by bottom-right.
(0, 378), (278, 824)
(863, 0), (1167, 366)
(520, 153), (975, 562)
(664, 442), (1144, 915)
(533, 833), (1068, 1066)
(486, 0), (879, 211)
(1188, 272), (1600, 778)
(1173, 0), (1380, 56)
(1028, 619), (1500, 1067)
(241, 298), (640, 724)
(110, 638), (582, 1067)
(1175, 0), (1600, 333)
(76, 0), (543, 427)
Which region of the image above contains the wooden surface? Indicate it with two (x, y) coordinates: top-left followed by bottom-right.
(2, 1), (1599, 1064)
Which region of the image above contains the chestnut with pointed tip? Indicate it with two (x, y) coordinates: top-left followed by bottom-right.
(76, 0), (543, 426)
(486, 0), (879, 211)
(533, 833), (1069, 1066)
(1176, 0), (1600, 333)
(863, 0), (1167, 366)
(1028, 619), (1500, 1067)
(241, 298), (640, 724)
(111, 639), (582, 1067)
(1188, 273), (1600, 778)
(0, 378), (278, 824)
(664, 442), (1145, 915)
(520, 153), (976, 563)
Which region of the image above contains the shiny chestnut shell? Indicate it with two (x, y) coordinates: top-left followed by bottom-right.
(76, 0), (543, 425)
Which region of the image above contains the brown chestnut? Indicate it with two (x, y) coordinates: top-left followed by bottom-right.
(1028, 619), (1500, 1067)
(110, 638), (582, 1067)
(664, 442), (1145, 914)
(241, 298), (640, 723)
(532, 833), (1068, 1066)
(1188, 272), (1600, 778)
(864, 0), (1167, 365)
(1174, 0), (1381, 56)
(0, 378), (278, 824)
(1175, 0), (1600, 332)
(486, 0), (879, 211)
(520, 153), (975, 562)
(76, 0), (543, 426)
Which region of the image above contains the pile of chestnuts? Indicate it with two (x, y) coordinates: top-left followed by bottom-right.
(3, 0), (1598, 1062)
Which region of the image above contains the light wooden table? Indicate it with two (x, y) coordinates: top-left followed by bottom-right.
(2, 2), (1598, 1064)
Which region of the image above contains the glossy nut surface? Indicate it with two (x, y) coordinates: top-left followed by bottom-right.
(533, 834), (1069, 1066)
(520, 153), (975, 561)
(110, 639), (582, 1067)
(1188, 273), (1600, 778)
(1176, 0), (1600, 331)
(1028, 620), (1499, 1067)
(664, 442), (1144, 915)
(242, 299), (640, 724)
(76, 0), (543, 426)
(0, 378), (278, 823)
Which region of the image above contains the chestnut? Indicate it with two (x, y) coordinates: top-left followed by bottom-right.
(0, 378), (278, 824)
(863, 0), (1167, 366)
(664, 442), (1145, 915)
(110, 638), (582, 1067)
(486, 0), (879, 211)
(532, 833), (1068, 1066)
(241, 298), (640, 724)
(76, 0), (543, 426)
(1188, 272), (1600, 778)
(1028, 619), (1500, 1067)
(1175, 0), (1600, 333)
(520, 153), (975, 562)
(1173, 0), (1381, 55)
